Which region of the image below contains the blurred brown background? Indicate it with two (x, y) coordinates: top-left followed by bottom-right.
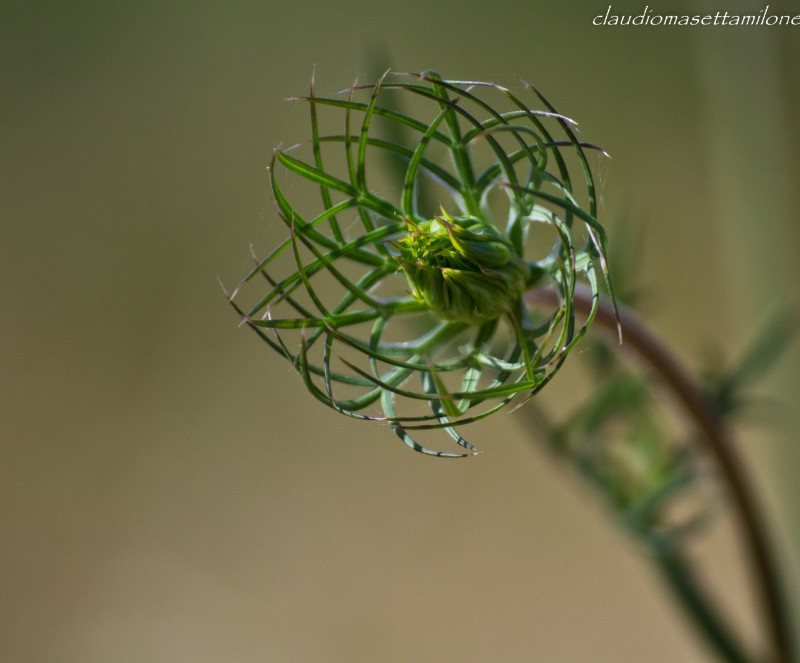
(2, 0), (798, 661)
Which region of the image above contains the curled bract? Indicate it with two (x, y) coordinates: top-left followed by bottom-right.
(229, 70), (614, 456)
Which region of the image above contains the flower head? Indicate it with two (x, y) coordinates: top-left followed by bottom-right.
(229, 70), (613, 456)
(394, 210), (530, 325)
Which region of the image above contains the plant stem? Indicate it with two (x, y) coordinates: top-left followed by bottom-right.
(656, 551), (751, 663)
(527, 285), (794, 663)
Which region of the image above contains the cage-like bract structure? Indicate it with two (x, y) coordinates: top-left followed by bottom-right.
(229, 70), (613, 456)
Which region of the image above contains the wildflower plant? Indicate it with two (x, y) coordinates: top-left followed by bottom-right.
(228, 70), (795, 662)
(228, 70), (613, 456)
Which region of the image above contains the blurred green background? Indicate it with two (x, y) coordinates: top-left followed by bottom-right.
(2, 0), (798, 660)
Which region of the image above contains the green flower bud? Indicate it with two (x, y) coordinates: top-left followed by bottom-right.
(395, 212), (530, 325)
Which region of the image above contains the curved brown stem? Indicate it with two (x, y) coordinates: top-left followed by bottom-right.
(527, 285), (793, 663)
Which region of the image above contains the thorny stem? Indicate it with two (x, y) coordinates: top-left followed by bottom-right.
(527, 285), (794, 663)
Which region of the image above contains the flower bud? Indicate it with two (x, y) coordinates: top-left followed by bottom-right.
(396, 213), (530, 325)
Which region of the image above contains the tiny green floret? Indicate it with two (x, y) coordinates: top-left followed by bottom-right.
(395, 211), (530, 325)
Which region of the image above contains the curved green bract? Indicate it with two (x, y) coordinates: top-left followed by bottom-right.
(229, 70), (613, 456)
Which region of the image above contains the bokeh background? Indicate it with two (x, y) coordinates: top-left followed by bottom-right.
(3, 0), (799, 661)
